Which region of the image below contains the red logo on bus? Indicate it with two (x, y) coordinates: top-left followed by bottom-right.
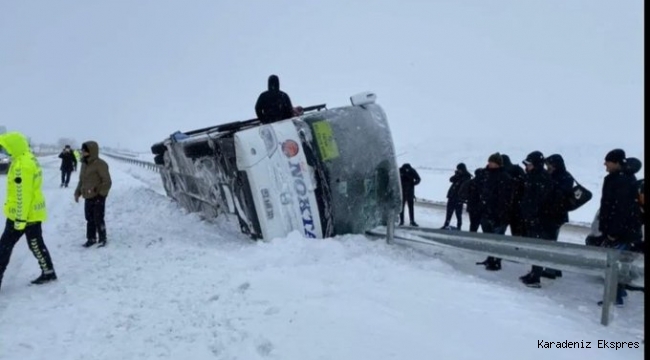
(282, 140), (299, 158)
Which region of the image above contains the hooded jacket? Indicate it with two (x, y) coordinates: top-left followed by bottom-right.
(519, 152), (553, 227)
(254, 75), (294, 124)
(74, 141), (112, 199)
(545, 154), (575, 225)
(0, 132), (47, 223)
(447, 164), (472, 199)
(59, 148), (78, 172)
(399, 163), (421, 197)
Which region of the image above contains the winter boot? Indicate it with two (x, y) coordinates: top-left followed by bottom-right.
(410, 222), (419, 227)
(540, 268), (557, 279)
(31, 271), (57, 285)
(83, 238), (97, 248)
(520, 273), (541, 288)
(484, 257), (501, 271)
(597, 298), (624, 307)
(97, 227), (107, 247)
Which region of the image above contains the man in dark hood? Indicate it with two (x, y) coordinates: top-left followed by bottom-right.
(501, 154), (526, 236)
(58, 144), (77, 188)
(255, 75), (295, 124)
(442, 163), (471, 230)
(399, 163), (421, 226)
(519, 151), (554, 288)
(74, 141), (112, 248)
(540, 153), (575, 279)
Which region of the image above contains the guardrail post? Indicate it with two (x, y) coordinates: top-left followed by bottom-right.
(386, 209), (395, 244)
(600, 250), (620, 326)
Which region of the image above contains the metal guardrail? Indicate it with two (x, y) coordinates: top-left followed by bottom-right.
(104, 153), (160, 172)
(368, 226), (644, 326)
(414, 197), (591, 231)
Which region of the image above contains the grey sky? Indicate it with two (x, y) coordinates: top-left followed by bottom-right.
(0, 0), (643, 153)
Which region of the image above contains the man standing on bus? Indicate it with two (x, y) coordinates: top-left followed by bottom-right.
(255, 74), (294, 124)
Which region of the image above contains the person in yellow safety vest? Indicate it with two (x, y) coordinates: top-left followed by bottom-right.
(0, 132), (57, 292)
(73, 149), (81, 164)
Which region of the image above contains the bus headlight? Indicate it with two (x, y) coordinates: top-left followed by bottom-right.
(259, 126), (278, 156)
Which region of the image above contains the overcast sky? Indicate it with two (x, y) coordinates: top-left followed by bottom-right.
(0, 0), (644, 153)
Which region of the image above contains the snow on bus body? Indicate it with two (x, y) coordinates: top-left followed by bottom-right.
(235, 92), (402, 241)
(235, 122), (324, 240)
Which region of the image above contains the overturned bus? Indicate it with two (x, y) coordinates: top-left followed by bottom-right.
(150, 92), (402, 240)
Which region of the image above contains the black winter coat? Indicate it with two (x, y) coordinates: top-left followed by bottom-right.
(598, 170), (642, 241)
(519, 167), (554, 227)
(478, 167), (512, 226)
(461, 172), (483, 215)
(400, 165), (421, 198)
(59, 150), (77, 172)
(447, 171), (472, 200)
(546, 169), (574, 225)
(255, 75), (294, 124)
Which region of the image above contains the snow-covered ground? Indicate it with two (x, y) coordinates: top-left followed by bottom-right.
(0, 155), (643, 360)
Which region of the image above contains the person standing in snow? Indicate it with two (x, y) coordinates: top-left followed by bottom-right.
(501, 154), (526, 237)
(441, 163), (472, 230)
(458, 168), (485, 232)
(518, 151), (555, 288)
(58, 144), (77, 188)
(540, 154), (575, 279)
(595, 149), (642, 306)
(399, 163), (421, 226)
(475, 153), (512, 271)
(255, 74), (295, 124)
(0, 132), (57, 292)
(74, 141), (112, 248)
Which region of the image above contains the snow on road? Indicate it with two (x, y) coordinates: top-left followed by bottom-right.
(0, 156), (644, 360)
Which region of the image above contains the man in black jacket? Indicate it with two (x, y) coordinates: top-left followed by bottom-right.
(501, 154), (526, 236)
(442, 163), (472, 230)
(58, 145), (77, 188)
(255, 75), (294, 124)
(459, 168), (485, 232)
(519, 151), (555, 288)
(399, 163), (421, 226)
(597, 149), (642, 306)
(541, 154), (575, 279)
(476, 153), (512, 271)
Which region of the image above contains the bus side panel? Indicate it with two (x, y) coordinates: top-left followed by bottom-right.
(234, 122), (324, 240)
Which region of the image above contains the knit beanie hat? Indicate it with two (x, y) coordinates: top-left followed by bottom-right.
(488, 153), (503, 167)
(605, 148), (626, 164)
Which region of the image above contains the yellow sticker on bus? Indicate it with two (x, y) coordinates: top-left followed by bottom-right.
(312, 121), (340, 161)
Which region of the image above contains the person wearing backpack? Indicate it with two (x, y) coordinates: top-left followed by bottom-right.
(541, 154), (575, 279)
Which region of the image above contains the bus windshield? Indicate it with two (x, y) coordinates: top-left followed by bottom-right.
(299, 105), (401, 236)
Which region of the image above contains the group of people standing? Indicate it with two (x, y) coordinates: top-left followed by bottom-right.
(0, 132), (112, 294)
(399, 148), (643, 306)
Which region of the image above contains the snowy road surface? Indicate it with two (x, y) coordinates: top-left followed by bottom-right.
(0, 156), (643, 360)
